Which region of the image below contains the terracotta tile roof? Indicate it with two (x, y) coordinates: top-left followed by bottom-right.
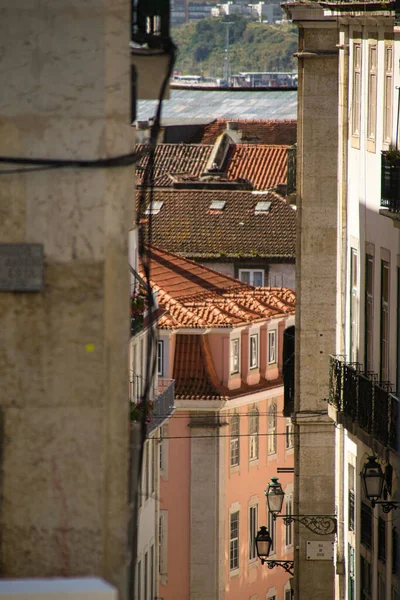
(138, 189), (296, 260)
(223, 145), (288, 190)
(195, 119), (297, 145)
(136, 143), (213, 187)
(139, 245), (295, 331)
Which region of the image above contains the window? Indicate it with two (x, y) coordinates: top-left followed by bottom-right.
(249, 505), (258, 560)
(268, 510), (275, 553)
(137, 560), (142, 600)
(361, 502), (372, 549)
(250, 334), (259, 369)
(383, 42), (393, 144)
(150, 545), (154, 600)
(348, 464), (355, 531)
(145, 442), (149, 499)
(350, 249), (358, 363)
(230, 413), (240, 467)
(159, 511), (167, 577)
(230, 511), (239, 570)
(157, 340), (164, 376)
(144, 552), (148, 600)
(151, 440), (156, 494)
(239, 269), (264, 287)
(268, 330), (277, 364)
(367, 41), (378, 148)
(378, 517), (386, 562)
(285, 418), (293, 449)
(231, 338), (240, 374)
(360, 556), (372, 600)
(145, 200), (164, 215)
(348, 544), (355, 600)
(268, 404), (277, 455)
(393, 527), (398, 574)
(352, 40), (362, 140)
(380, 260), (390, 381)
(378, 574), (386, 600)
(249, 408), (259, 460)
(365, 255), (374, 371)
(285, 496), (293, 546)
(285, 592), (291, 600)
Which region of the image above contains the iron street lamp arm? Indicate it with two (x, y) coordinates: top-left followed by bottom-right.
(274, 514), (337, 535)
(372, 501), (398, 514)
(261, 560), (294, 576)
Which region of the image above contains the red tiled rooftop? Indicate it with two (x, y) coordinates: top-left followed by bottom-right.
(139, 245), (295, 330)
(138, 189), (296, 259)
(136, 143), (213, 187)
(195, 119), (297, 145)
(223, 145), (288, 190)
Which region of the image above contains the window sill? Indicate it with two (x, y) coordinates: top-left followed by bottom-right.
(268, 361), (277, 366)
(248, 558), (259, 569)
(249, 365), (259, 371)
(230, 464), (240, 473)
(268, 452), (277, 460)
(229, 568), (240, 578)
(249, 458), (260, 467)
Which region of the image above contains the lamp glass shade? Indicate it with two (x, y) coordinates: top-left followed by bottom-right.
(361, 456), (385, 501)
(265, 477), (285, 515)
(255, 526), (272, 560)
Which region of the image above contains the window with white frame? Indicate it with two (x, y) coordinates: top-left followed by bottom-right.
(230, 413), (240, 467)
(159, 511), (168, 577)
(231, 338), (240, 374)
(383, 42), (393, 144)
(268, 404), (277, 454)
(157, 340), (164, 376)
(285, 418), (293, 449)
(249, 505), (258, 560)
(250, 334), (259, 369)
(268, 330), (277, 364)
(230, 511), (240, 570)
(367, 40), (377, 146)
(350, 248), (358, 364)
(239, 269), (264, 287)
(249, 408), (259, 460)
(352, 39), (362, 140)
(285, 496), (293, 546)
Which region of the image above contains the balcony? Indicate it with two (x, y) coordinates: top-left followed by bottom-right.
(329, 357), (398, 451)
(130, 376), (175, 435)
(380, 152), (400, 220)
(148, 378), (175, 434)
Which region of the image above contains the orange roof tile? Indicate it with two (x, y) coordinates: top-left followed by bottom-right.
(196, 119), (297, 145)
(139, 246), (295, 330)
(223, 145), (288, 190)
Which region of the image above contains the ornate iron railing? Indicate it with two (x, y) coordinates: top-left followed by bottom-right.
(329, 356), (398, 451)
(381, 152), (400, 213)
(147, 378), (175, 434)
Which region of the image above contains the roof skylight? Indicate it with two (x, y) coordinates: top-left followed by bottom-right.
(145, 201), (164, 215)
(209, 200), (226, 211)
(255, 201), (271, 213)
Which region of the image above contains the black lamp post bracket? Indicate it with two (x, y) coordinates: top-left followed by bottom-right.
(275, 514), (337, 535)
(262, 560), (295, 575)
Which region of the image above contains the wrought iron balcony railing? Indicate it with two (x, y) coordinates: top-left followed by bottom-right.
(329, 356), (398, 451)
(148, 378), (175, 434)
(381, 152), (400, 213)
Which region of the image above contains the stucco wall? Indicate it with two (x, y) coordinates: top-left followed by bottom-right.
(0, 1), (132, 590)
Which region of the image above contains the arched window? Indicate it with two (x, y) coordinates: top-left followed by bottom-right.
(268, 404), (277, 455)
(230, 413), (240, 467)
(249, 408), (259, 460)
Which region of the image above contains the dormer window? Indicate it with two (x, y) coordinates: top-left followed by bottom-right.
(230, 338), (240, 374)
(145, 201), (164, 215)
(255, 201), (271, 214)
(250, 334), (259, 369)
(209, 200), (226, 211)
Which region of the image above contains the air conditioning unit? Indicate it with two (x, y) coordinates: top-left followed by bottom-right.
(0, 578), (117, 600)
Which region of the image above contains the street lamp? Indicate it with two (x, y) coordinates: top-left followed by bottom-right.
(264, 477), (337, 535)
(360, 456), (398, 513)
(255, 526), (294, 575)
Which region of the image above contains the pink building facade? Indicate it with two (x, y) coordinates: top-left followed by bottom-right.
(141, 246), (295, 600)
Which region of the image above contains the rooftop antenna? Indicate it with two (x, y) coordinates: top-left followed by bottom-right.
(223, 22), (234, 88)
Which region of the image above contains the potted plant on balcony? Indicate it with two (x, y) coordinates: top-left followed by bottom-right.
(130, 285), (147, 336)
(130, 398), (154, 424)
(384, 145), (400, 164)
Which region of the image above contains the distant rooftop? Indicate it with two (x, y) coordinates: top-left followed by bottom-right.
(137, 89), (297, 121)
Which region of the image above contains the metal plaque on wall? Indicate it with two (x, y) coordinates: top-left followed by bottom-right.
(306, 541), (334, 560)
(0, 244), (44, 292)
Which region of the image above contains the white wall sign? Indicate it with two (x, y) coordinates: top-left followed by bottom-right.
(306, 541), (334, 560)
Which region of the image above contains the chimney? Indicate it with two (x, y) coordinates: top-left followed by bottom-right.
(226, 121), (239, 131)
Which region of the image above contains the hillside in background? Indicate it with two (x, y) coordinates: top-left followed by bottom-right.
(172, 17), (298, 77)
